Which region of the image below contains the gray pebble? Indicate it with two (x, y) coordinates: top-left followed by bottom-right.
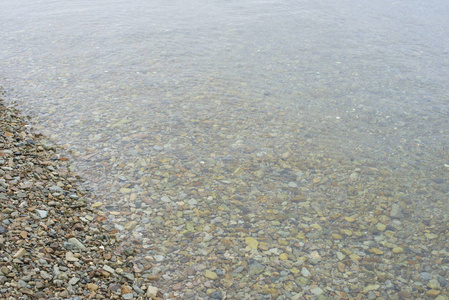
(122, 293), (134, 300)
(389, 204), (403, 219)
(35, 209), (48, 218)
(437, 275), (447, 287)
(420, 272), (432, 282)
(67, 238), (86, 250)
(210, 291), (223, 299)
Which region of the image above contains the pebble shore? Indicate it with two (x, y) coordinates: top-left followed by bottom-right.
(0, 97), (163, 299)
(2, 93), (449, 300)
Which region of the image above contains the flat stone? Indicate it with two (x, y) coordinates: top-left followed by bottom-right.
(363, 284), (380, 292)
(35, 209), (48, 218)
(310, 287), (324, 296)
(154, 255), (165, 262)
(248, 262), (265, 276)
(428, 279), (441, 289)
(124, 221), (138, 230)
(204, 270), (218, 280)
(389, 204), (403, 218)
(87, 283), (99, 291)
(245, 237), (259, 249)
(13, 248), (27, 258)
(120, 187), (132, 194)
(91, 202), (103, 208)
(103, 265), (115, 274)
(122, 293), (134, 300)
(67, 238), (86, 250)
(392, 247), (404, 254)
(65, 251), (79, 262)
(425, 233), (438, 239)
(301, 267), (311, 277)
(49, 185), (63, 192)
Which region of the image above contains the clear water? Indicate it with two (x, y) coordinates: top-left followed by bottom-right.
(2, 0), (449, 297)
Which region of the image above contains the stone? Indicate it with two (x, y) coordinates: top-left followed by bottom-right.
(35, 209), (48, 218)
(121, 285), (133, 294)
(124, 221), (138, 230)
(363, 284), (380, 292)
(66, 251), (79, 262)
(428, 279), (441, 289)
(92, 202), (103, 208)
(254, 170), (264, 179)
(376, 223), (386, 231)
(392, 247), (404, 254)
(279, 253), (288, 260)
(301, 267), (311, 277)
(146, 286), (160, 297)
(18, 279), (27, 288)
(427, 290), (441, 297)
(87, 283), (99, 291)
(245, 237), (259, 249)
(103, 265), (115, 274)
(425, 233), (438, 239)
(248, 261), (265, 276)
(310, 287), (324, 296)
(204, 270), (218, 280)
(122, 293), (134, 300)
(210, 291), (223, 299)
(154, 255), (165, 262)
(67, 238), (86, 250)
(389, 204), (403, 218)
(13, 248), (27, 258)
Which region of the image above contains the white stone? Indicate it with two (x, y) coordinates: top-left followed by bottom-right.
(146, 286), (159, 297)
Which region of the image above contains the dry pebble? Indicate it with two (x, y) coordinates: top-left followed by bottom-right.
(0, 98), (162, 299)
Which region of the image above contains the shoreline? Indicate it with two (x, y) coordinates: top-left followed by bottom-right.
(0, 94), (162, 299)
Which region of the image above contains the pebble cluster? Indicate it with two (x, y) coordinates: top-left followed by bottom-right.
(17, 93), (449, 299)
(0, 98), (163, 299)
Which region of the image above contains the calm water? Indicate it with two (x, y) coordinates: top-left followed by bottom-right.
(2, 0), (449, 297)
(2, 0), (448, 162)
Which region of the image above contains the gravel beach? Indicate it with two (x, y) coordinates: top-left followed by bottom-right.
(3, 88), (449, 300)
(0, 96), (163, 299)
(3, 0), (449, 298)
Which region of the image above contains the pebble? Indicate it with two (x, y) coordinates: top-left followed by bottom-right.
(146, 286), (160, 297)
(1, 69), (449, 300)
(389, 203), (403, 218)
(35, 209), (48, 218)
(87, 283), (99, 291)
(65, 251), (79, 262)
(420, 272), (432, 282)
(310, 287), (324, 296)
(122, 293), (134, 300)
(428, 279), (442, 289)
(245, 237), (259, 249)
(248, 261), (265, 276)
(210, 291), (223, 299)
(154, 255), (165, 262)
(67, 237), (86, 250)
(205, 270), (218, 280)
(103, 265), (115, 274)
(301, 267), (311, 277)
(0, 101), (159, 299)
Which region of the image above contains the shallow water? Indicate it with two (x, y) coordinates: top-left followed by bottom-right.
(2, 0), (449, 298)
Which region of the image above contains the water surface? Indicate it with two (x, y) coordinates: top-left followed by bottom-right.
(2, 0), (449, 298)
